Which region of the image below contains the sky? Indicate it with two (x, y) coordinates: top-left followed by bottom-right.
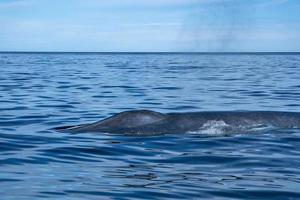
(0, 0), (299, 52)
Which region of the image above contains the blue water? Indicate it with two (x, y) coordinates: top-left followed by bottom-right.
(1, 52), (300, 199)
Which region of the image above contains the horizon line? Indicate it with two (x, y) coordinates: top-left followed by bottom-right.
(1, 51), (300, 54)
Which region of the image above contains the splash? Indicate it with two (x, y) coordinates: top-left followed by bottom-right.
(188, 120), (231, 135)
(188, 120), (278, 136)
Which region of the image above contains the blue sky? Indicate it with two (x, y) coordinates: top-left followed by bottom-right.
(0, 0), (299, 52)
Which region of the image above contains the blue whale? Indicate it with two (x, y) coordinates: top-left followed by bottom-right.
(54, 110), (300, 135)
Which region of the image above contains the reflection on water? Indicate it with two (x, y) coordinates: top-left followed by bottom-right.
(0, 53), (300, 199)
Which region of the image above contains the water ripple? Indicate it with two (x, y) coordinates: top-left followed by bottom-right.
(0, 53), (300, 199)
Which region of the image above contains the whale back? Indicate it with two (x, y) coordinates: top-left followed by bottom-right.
(54, 110), (300, 134)
(91, 110), (167, 128)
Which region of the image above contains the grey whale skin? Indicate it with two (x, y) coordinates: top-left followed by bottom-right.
(54, 110), (300, 134)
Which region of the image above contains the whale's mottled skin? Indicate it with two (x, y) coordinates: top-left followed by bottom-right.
(54, 110), (300, 135)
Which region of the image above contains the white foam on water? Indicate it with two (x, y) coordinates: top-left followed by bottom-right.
(187, 120), (231, 136)
(247, 124), (277, 132)
(187, 121), (279, 136)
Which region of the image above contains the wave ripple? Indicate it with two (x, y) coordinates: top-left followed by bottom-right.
(1, 53), (300, 199)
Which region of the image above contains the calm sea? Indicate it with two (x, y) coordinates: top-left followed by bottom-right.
(1, 52), (300, 199)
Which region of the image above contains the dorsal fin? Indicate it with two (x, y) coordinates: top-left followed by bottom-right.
(93, 110), (166, 128)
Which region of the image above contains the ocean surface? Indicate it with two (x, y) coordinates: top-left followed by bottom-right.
(1, 52), (300, 199)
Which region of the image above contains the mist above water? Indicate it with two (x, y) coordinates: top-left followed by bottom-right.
(181, 0), (256, 52)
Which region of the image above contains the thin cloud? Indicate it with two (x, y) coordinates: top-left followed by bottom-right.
(81, 0), (230, 7)
(0, 0), (36, 8)
(257, 0), (289, 7)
